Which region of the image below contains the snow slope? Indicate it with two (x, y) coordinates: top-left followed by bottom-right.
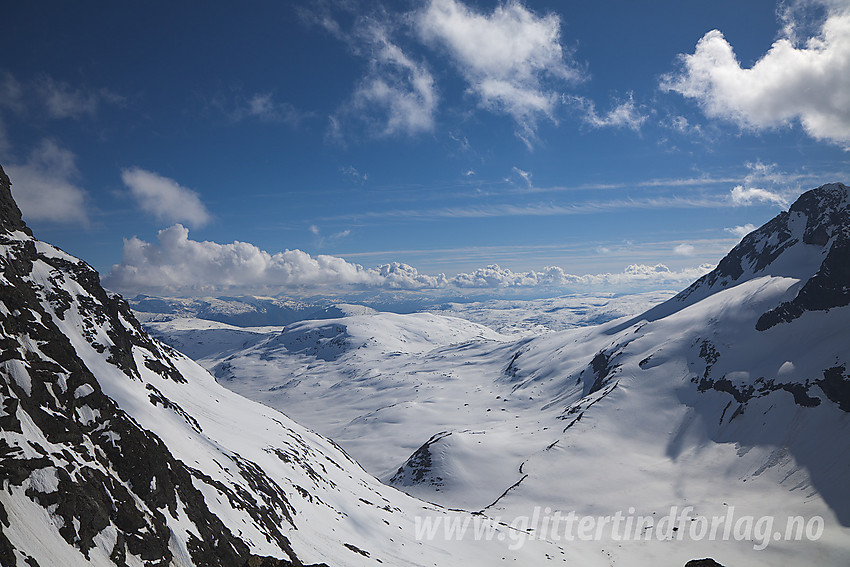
(148, 183), (850, 566)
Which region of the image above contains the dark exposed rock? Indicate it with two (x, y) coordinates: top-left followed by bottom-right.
(389, 431), (451, 487)
(757, 233), (850, 329)
(586, 348), (620, 395)
(0, 164), (32, 236)
(697, 376), (756, 404)
(504, 349), (522, 379)
(684, 559), (725, 567)
(698, 339), (720, 379)
(343, 542), (370, 557)
(816, 366), (850, 412)
(696, 374), (824, 411)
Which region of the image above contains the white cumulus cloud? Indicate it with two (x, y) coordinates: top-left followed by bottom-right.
(417, 0), (581, 145)
(122, 168), (212, 228)
(674, 243), (696, 255)
(103, 224), (383, 295)
(727, 161), (797, 208)
(102, 227), (716, 297)
(377, 262), (447, 289)
(662, 4), (850, 148)
(449, 263), (714, 289)
(6, 140), (89, 226)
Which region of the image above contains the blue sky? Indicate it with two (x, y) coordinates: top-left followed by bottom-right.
(2, 0), (849, 298)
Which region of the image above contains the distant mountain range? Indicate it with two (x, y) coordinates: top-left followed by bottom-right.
(130, 294), (376, 327)
(128, 289), (673, 334)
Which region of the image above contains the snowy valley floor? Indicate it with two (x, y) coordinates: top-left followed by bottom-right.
(138, 290), (850, 566)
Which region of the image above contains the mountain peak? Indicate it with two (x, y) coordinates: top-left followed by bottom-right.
(0, 164), (32, 236)
(757, 182), (850, 330)
(616, 182), (850, 332)
(788, 182), (850, 247)
(686, 181), (849, 293)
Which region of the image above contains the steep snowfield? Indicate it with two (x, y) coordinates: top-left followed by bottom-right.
(482, 274), (850, 566)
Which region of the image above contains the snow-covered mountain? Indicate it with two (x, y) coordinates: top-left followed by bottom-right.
(129, 295), (371, 328)
(147, 183), (850, 566)
(131, 289), (672, 336)
(0, 165), (571, 565)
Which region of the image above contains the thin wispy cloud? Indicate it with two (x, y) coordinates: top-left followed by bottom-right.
(661, 114), (704, 136)
(0, 70), (122, 121)
(569, 93), (647, 131)
(321, 194), (736, 222)
(229, 92), (306, 124)
(0, 116), (10, 156)
(334, 236), (734, 263)
(122, 168), (212, 228)
(37, 76), (123, 119)
(310, 224), (352, 248)
(342, 166), (368, 183)
(662, 2), (850, 148)
(511, 166), (533, 188)
(0, 71), (24, 112)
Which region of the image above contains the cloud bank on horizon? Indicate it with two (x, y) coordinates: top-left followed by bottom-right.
(103, 223), (713, 296)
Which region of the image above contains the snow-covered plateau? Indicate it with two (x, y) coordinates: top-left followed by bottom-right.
(2, 161), (849, 566)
